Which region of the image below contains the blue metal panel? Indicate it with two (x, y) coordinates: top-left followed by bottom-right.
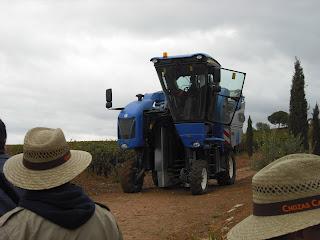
(212, 123), (224, 139)
(174, 123), (206, 148)
(118, 91), (165, 148)
(205, 137), (225, 142)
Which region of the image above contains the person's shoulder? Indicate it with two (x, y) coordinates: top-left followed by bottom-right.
(0, 154), (9, 161)
(0, 153), (8, 165)
(0, 207), (39, 228)
(94, 203), (120, 228)
(0, 208), (53, 240)
(0, 154), (9, 170)
(95, 202), (110, 211)
(94, 203), (115, 221)
(0, 207), (24, 227)
(0, 207), (25, 240)
(93, 203), (123, 239)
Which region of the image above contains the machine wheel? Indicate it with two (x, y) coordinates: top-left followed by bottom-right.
(152, 171), (158, 186)
(190, 160), (208, 195)
(217, 152), (236, 186)
(120, 160), (144, 193)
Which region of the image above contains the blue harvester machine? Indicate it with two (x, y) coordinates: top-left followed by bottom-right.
(106, 53), (246, 195)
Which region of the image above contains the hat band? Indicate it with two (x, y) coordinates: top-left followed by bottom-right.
(23, 151), (71, 170)
(253, 194), (320, 216)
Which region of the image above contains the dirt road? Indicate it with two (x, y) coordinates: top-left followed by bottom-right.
(75, 156), (255, 240)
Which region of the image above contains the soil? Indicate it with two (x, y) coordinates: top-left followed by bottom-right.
(73, 154), (255, 240)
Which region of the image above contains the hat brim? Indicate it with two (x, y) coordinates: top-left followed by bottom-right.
(227, 208), (320, 240)
(3, 150), (92, 190)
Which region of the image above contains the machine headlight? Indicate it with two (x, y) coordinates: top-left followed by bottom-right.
(196, 55), (203, 60)
(121, 144), (128, 149)
(192, 142), (201, 148)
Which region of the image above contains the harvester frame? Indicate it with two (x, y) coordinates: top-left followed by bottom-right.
(106, 53), (246, 195)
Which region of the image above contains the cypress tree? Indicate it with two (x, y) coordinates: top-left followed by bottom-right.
(246, 116), (253, 158)
(288, 57), (309, 150)
(312, 104), (320, 155)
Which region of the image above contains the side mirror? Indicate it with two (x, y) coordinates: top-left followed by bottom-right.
(105, 89), (124, 110)
(106, 89), (112, 102)
(106, 102), (112, 109)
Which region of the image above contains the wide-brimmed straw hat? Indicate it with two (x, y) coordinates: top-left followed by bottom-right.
(4, 127), (92, 190)
(228, 154), (320, 240)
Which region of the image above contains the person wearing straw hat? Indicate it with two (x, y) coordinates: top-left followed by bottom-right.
(0, 127), (122, 240)
(227, 154), (320, 240)
(0, 119), (19, 216)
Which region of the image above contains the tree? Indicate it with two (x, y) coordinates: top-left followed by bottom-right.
(267, 111), (288, 128)
(256, 122), (270, 131)
(246, 116), (253, 158)
(311, 104), (320, 155)
(288, 57), (309, 150)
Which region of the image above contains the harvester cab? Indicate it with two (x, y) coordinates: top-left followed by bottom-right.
(107, 52), (246, 195)
(151, 53), (222, 123)
(150, 53), (245, 149)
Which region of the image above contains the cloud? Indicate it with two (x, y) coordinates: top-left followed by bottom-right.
(0, 0), (319, 143)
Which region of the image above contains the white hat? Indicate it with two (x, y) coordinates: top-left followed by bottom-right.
(4, 127), (92, 190)
(228, 154), (320, 240)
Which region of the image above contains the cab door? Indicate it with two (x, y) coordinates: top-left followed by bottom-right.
(210, 68), (246, 125)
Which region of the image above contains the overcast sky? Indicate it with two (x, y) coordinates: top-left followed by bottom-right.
(1, 0), (319, 144)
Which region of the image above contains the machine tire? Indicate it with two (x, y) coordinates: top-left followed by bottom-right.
(190, 160), (208, 195)
(217, 152), (236, 186)
(120, 160), (144, 193)
(152, 171), (159, 186)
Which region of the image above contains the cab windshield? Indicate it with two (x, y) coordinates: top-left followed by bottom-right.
(157, 63), (209, 122)
(156, 63), (245, 125)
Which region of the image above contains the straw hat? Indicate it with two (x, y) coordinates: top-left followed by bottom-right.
(227, 154), (320, 240)
(3, 127), (92, 190)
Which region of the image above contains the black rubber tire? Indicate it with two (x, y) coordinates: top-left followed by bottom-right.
(190, 160), (208, 195)
(152, 171), (158, 187)
(217, 152), (236, 186)
(120, 160), (144, 193)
